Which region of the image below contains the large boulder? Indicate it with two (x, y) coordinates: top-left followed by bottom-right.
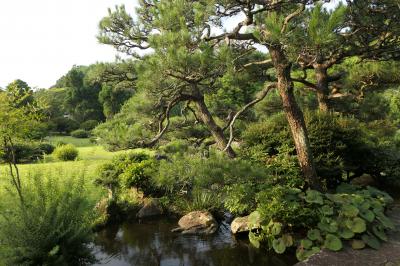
(172, 211), (218, 235)
(350, 174), (376, 187)
(136, 198), (163, 219)
(231, 216), (250, 234)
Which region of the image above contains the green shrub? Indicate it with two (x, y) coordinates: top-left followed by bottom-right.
(52, 117), (80, 133)
(71, 129), (90, 138)
(0, 142), (55, 163)
(241, 111), (396, 188)
(80, 120), (99, 131)
(53, 144), (79, 161)
(159, 139), (190, 155)
(95, 151), (158, 197)
(176, 189), (222, 213)
(154, 154), (279, 214)
(0, 172), (97, 265)
(38, 143), (55, 155)
(249, 184), (395, 261)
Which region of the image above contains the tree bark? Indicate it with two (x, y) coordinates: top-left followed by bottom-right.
(270, 48), (321, 190)
(193, 95), (236, 158)
(315, 66), (330, 112)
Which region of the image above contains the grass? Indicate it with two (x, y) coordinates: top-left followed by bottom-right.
(46, 135), (94, 147)
(0, 136), (155, 203)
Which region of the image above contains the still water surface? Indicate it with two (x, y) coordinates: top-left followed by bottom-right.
(93, 218), (297, 266)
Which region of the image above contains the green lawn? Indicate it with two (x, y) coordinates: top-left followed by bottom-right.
(46, 135), (94, 147)
(0, 136), (154, 202)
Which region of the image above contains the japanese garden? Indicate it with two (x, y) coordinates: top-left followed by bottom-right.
(0, 0), (399, 265)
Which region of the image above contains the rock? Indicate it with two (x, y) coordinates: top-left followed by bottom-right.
(173, 211), (218, 235)
(136, 198), (163, 219)
(231, 216), (250, 234)
(230, 215), (261, 234)
(351, 174), (375, 187)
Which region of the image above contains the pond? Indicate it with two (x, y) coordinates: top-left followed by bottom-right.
(93, 218), (297, 266)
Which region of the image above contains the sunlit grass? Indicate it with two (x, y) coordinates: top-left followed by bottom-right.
(46, 136), (94, 147)
(0, 136), (155, 204)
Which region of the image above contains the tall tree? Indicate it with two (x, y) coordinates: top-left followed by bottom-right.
(292, 1), (400, 111)
(6, 79), (34, 108)
(98, 3), (254, 157)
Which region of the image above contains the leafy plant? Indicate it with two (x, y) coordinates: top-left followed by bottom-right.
(71, 129), (90, 138)
(248, 184), (395, 261)
(0, 171), (97, 265)
(52, 144), (79, 161)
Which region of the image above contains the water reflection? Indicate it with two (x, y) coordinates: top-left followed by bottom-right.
(93, 218), (296, 266)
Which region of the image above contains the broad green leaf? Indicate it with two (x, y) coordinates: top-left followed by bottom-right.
(249, 232), (260, 248)
(341, 204), (359, 217)
(324, 234), (342, 251)
(271, 222), (282, 236)
(282, 234), (293, 247)
(359, 209), (375, 223)
(345, 217), (366, 233)
(305, 190), (324, 205)
(351, 239), (366, 250)
(338, 227), (355, 239)
(272, 238), (286, 254)
(300, 239), (313, 249)
(362, 234), (381, 250)
(307, 229), (322, 241)
(372, 225), (388, 242)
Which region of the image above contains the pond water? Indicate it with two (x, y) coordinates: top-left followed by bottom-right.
(92, 218), (297, 266)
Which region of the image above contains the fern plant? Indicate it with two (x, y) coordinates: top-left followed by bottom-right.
(0, 170), (97, 265)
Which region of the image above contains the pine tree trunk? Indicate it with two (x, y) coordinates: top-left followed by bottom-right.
(193, 95), (236, 158)
(315, 66), (330, 112)
(270, 48), (321, 190)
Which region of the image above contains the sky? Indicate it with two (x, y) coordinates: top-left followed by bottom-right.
(0, 0), (138, 89)
(0, 0), (340, 89)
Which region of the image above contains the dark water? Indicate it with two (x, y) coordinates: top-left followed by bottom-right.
(92, 218), (297, 266)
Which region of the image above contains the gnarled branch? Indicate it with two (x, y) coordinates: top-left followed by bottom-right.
(224, 83), (277, 151)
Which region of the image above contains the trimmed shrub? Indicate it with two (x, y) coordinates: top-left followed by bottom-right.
(0, 142), (55, 163)
(38, 143), (55, 155)
(71, 129), (90, 138)
(53, 144), (79, 161)
(95, 151), (158, 197)
(80, 120), (99, 131)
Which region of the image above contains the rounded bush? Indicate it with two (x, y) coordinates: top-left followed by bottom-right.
(38, 143), (55, 155)
(53, 144), (79, 161)
(80, 120), (99, 131)
(71, 129), (89, 138)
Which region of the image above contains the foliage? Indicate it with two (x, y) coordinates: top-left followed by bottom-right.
(241, 110), (399, 188)
(249, 184), (395, 261)
(93, 91), (155, 151)
(0, 142), (55, 164)
(53, 144), (79, 161)
(71, 129), (90, 138)
(95, 151), (158, 197)
(80, 120), (99, 131)
(0, 171), (97, 265)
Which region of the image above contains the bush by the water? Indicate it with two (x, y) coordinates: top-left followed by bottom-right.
(248, 184), (395, 261)
(96, 151), (157, 198)
(0, 171), (97, 265)
(53, 144), (79, 161)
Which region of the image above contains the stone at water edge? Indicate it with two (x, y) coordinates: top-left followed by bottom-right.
(173, 211), (218, 235)
(231, 216), (250, 234)
(136, 198), (163, 219)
